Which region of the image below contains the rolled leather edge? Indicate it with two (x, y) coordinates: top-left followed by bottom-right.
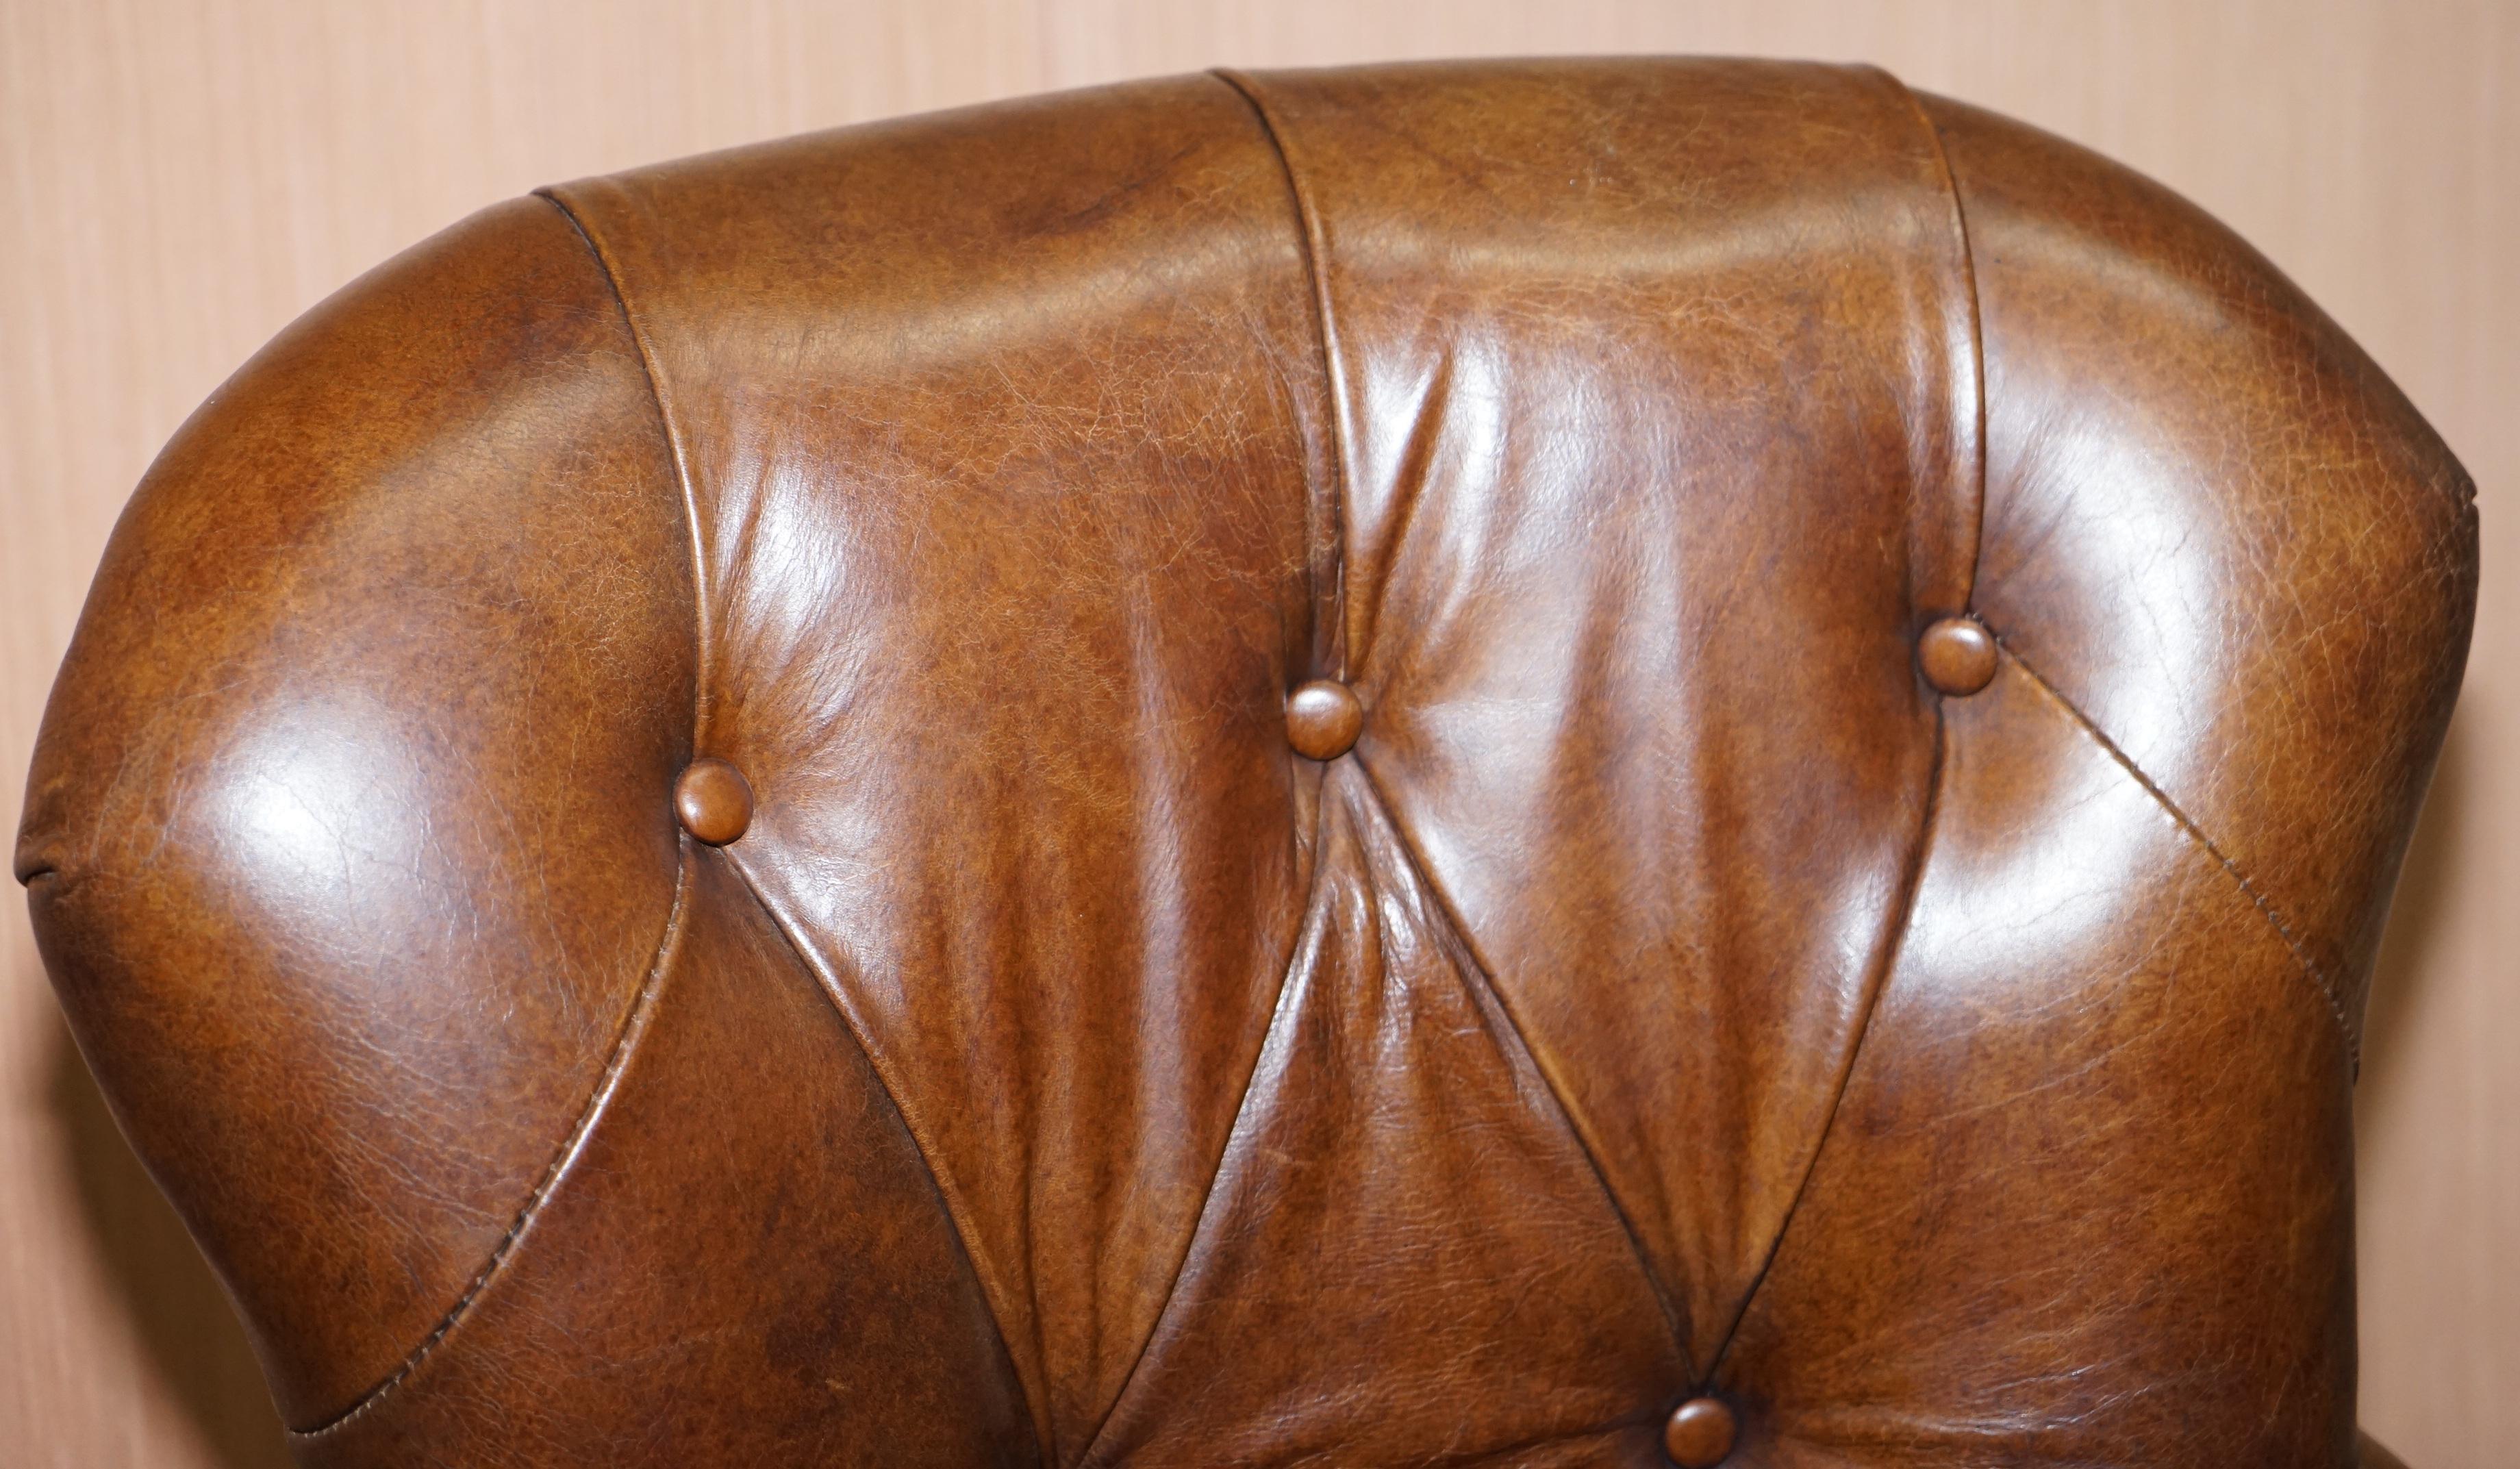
(14, 194), (698, 1424)
(1922, 91), (2479, 1063)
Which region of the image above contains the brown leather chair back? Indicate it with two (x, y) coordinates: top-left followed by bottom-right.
(15, 60), (2476, 1468)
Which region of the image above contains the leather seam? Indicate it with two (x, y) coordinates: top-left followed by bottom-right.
(290, 846), (696, 1438)
(1246, 1403), (1667, 1469)
(533, 186), (717, 749)
(715, 849), (1050, 1465)
(1426, 1409), (1667, 1469)
(1887, 69), (1992, 612)
(1998, 638), (2361, 1073)
(1223, 1406), (1662, 1469)
(1344, 753), (1696, 1372)
(1704, 706), (1948, 1384)
(1068, 766), (1337, 1468)
(1213, 68), (1352, 681)
(1883, 84), (2360, 1074)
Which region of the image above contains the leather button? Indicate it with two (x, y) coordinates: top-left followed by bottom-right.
(674, 758), (754, 845)
(1917, 616), (1999, 696)
(1662, 1396), (1737, 1466)
(1285, 679), (1364, 760)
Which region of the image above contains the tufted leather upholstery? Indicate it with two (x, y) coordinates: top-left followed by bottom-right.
(14, 60), (2475, 1468)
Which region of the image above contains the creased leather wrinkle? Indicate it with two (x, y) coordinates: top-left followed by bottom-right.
(536, 186), (720, 743)
(1068, 778), (1334, 1467)
(716, 846), (1048, 1458)
(1705, 711), (1949, 1383)
(1348, 752), (1693, 1361)
(1215, 66), (1352, 681)
(1884, 67), (1991, 605)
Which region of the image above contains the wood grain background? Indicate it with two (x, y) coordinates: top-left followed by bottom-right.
(3, 3), (2510, 1465)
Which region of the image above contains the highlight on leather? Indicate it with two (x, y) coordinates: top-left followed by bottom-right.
(15, 59), (2473, 1468)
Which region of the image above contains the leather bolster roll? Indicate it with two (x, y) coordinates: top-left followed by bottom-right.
(13, 195), (698, 1427)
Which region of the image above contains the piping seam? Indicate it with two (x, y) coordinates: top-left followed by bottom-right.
(2000, 639), (2360, 1074)
(534, 187), (717, 749)
(716, 851), (1050, 1463)
(291, 849), (696, 1438)
(1345, 754), (1694, 1370)
(1213, 68), (1352, 682)
(1705, 709), (1948, 1382)
(1875, 64), (1990, 615)
(1068, 766), (1339, 1467)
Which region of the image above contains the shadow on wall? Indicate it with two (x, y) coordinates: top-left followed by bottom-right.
(2358, 709), (2469, 1133)
(47, 1031), (292, 1469)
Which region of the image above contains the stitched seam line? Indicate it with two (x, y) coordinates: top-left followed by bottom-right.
(1883, 75), (2358, 1071)
(1344, 753), (1694, 1371)
(2000, 640), (2360, 1072)
(1213, 68), (1352, 681)
(714, 851), (1051, 1464)
(1704, 708), (1948, 1383)
(535, 187), (716, 749)
(1887, 69), (1992, 608)
(1335, 1405), (1665, 1469)
(290, 849), (696, 1438)
(1229, 1406), (1661, 1469)
(1069, 770), (1338, 1468)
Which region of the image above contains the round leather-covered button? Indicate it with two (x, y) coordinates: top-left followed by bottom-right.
(674, 757), (754, 846)
(1662, 1396), (1737, 1467)
(1285, 679), (1363, 761)
(1917, 616), (2000, 696)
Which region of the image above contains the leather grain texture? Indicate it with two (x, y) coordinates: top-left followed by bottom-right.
(15, 58), (2475, 1468)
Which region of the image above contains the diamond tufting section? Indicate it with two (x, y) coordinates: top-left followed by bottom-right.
(1719, 658), (2359, 1464)
(1233, 60), (1980, 1374)
(549, 76), (1336, 1459)
(1081, 759), (1685, 1465)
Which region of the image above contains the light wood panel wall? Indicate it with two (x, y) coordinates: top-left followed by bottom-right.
(3, 3), (2510, 1465)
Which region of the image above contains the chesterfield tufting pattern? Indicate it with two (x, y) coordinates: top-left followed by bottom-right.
(13, 60), (2475, 1468)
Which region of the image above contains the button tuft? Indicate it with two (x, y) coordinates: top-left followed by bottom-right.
(1663, 1396), (1737, 1466)
(1917, 616), (2000, 696)
(1285, 679), (1364, 761)
(674, 758), (754, 846)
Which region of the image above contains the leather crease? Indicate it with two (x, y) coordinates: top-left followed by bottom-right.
(1346, 753), (1697, 1372)
(1067, 776), (1335, 1467)
(1704, 710), (1949, 1383)
(534, 186), (719, 746)
(712, 849), (1050, 1459)
(717, 848), (1057, 1459)
(1213, 68), (1352, 682)
(1887, 68), (1992, 608)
